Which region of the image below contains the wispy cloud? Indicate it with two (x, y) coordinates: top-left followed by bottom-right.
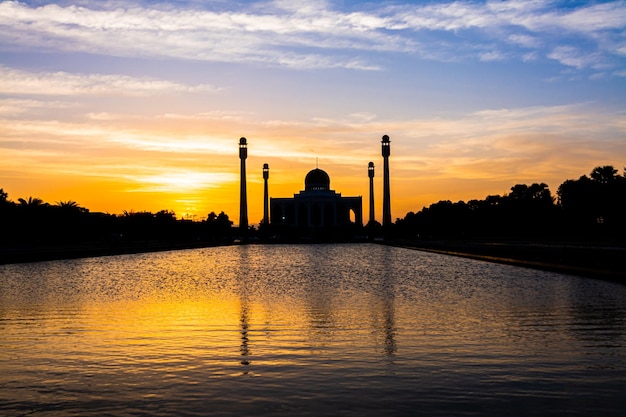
(0, 0), (623, 72)
(0, 65), (219, 96)
(547, 47), (605, 70)
(126, 171), (238, 193)
(387, 0), (625, 68)
(0, 98), (77, 116)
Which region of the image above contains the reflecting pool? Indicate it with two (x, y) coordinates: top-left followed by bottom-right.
(1, 243), (625, 416)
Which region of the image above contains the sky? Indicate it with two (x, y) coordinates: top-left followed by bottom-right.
(1, 0), (625, 225)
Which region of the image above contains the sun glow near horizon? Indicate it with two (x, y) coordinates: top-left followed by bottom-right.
(1, 0), (624, 224)
(2, 106), (625, 224)
(3, 128), (622, 226)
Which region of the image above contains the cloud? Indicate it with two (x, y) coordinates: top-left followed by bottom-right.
(0, 0), (623, 72)
(532, 2), (625, 33)
(125, 171), (238, 193)
(389, 1), (625, 67)
(0, 65), (219, 96)
(0, 98), (76, 116)
(0, 1), (388, 70)
(404, 104), (626, 182)
(479, 50), (505, 62)
(548, 46), (604, 69)
(508, 34), (540, 48)
(86, 110), (249, 122)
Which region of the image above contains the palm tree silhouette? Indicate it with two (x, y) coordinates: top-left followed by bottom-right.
(56, 200), (79, 208)
(55, 200), (87, 213)
(17, 197), (46, 207)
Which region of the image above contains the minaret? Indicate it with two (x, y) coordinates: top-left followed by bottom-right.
(263, 163), (269, 225)
(239, 137), (248, 233)
(381, 135), (392, 228)
(368, 162), (375, 224)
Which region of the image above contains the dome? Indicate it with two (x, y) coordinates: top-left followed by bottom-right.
(305, 168), (330, 191)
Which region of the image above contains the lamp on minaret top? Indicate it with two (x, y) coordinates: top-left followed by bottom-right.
(239, 136), (248, 160)
(382, 134), (391, 158)
(263, 163), (269, 225)
(381, 135), (392, 228)
(239, 137), (248, 233)
(368, 162), (375, 224)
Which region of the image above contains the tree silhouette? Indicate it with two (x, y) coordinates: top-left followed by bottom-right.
(508, 183), (554, 204)
(205, 211), (233, 240)
(397, 166), (623, 241)
(0, 185), (241, 257)
(557, 165), (625, 238)
(55, 200), (87, 212)
(397, 182), (561, 239)
(18, 197), (46, 207)
(590, 166), (618, 184)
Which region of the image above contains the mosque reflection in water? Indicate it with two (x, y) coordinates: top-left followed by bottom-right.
(233, 244), (397, 372)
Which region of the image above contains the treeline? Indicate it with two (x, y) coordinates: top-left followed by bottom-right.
(0, 192), (235, 247)
(2, 165), (625, 248)
(396, 165), (626, 241)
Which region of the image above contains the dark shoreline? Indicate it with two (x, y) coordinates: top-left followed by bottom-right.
(0, 241), (233, 265)
(381, 240), (626, 283)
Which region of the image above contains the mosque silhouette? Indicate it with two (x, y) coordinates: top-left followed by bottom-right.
(239, 135), (392, 239)
(270, 167), (363, 230)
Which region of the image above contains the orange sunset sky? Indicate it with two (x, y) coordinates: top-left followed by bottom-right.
(1, 0), (625, 225)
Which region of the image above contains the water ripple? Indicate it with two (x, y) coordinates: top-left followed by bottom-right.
(1, 243), (625, 416)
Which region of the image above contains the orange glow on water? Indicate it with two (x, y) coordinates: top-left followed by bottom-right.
(2, 244), (625, 416)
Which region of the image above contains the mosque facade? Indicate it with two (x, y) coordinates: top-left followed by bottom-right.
(270, 168), (363, 232)
(239, 135), (391, 238)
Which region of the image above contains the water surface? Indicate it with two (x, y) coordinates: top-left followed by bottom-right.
(1, 243), (625, 416)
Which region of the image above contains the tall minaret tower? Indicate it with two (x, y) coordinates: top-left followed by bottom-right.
(239, 137), (248, 233)
(263, 163), (269, 225)
(381, 134), (392, 228)
(368, 162), (375, 224)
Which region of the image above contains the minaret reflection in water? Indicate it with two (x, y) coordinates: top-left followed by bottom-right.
(378, 245), (397, 361)
(236, 245), (251, 372)
(240, 301), (251, 368)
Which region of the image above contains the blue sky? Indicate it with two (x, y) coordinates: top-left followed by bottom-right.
(1, 0), (624, 223)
